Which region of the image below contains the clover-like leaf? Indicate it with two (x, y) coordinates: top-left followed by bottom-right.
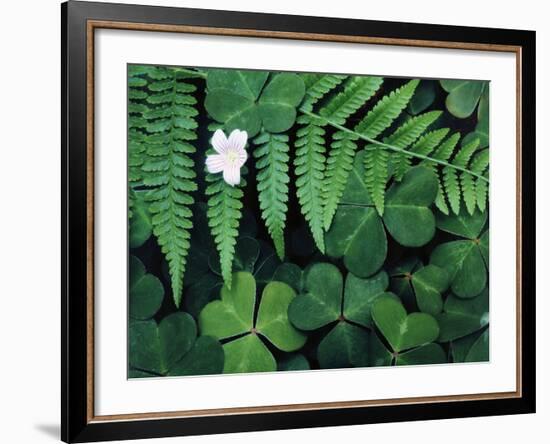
(326, 163), (438, 277)
(437, 288), (489, 342)
(272, 263), (307, 293)
(389, 257), (423, 312)
(223, 334), (277, 374)
(205, 70), (305, 137)
(278, 353), (310, 371)
(199, 271), (256, 339)
(343, 271), (392, 328)
(440, 80), (487, 119)
(317, 322), (370, 369)
(129, 191), (152, 248)
(394, 343), (446, 366)
(464, 328), (489, 362)
(462, 87), (489, 148)
(168, 336), (224, 377)
(288, 263), (342, 330)
(382, 166), (439, 247)
(199, 272), (305, 373)
(256, 282), (307, 351)
(129, 312), (197, 375)
(208, 236), (261, 276)
(129, 255), (164, 320)
(372, 296), (440, 353)
(431, 211), (488, 298)
(410, 265), (449, 315)
(408, 80), (436, 115)
(369, 333), (393, 367)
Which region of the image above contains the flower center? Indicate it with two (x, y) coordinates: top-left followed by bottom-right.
(226, 149), (240, 165)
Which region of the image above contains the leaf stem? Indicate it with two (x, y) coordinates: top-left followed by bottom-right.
(300, 109), (489, 183)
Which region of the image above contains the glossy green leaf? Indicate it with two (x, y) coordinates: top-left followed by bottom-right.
(288, 263), (342, 330)
(184, 273), (223, 319)
(317, 322), (370, 369)
(129, 191), (152, 248)
(451, 330), (484, 362)
(343, 271), (391, 327)
(205, 70), (305, 137)
(199, 272), (256, 339)
(168, 336), (224, 376)
(437, 288), (489, 342)
(436, 210), (487, 239)
(325, 205), (387, 277)
(383, 166), (438, 247)
(411, 265), (449, 315)
(129, 256), (164, 320)
(369, 332), (393, 367)
(278, 354), (310, 371)
(129, 313), (197, 375)
(408, 81), (436, 115)
(256, 282), (307, 352)
(395, 343), (446, 366)
(440, 80), (486, 118)
(431, 240), (486, 298)
(372, 296), (440, 352)
(223, 333), (277, 374)
(272, 263), (306, 293)
(465, 329), (489, 362)
(389, 257), (422, 312)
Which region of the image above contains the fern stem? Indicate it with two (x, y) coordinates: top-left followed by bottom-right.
(300, 109), (489, 183)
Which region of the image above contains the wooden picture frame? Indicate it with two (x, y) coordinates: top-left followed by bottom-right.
(62, 1), (536, 442)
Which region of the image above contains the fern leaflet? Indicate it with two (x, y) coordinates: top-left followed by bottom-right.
(140, 67), (198, 307)
(319, 76), (382, 229)
(322, 132), (359, 229)
(254, 131), (290, 259)
(386, 110), (442, 181)
(319, 76), (383, 125)
(206, 172), (245, 290)
(294, 74), (347, 252)
(294, 115), (327, 252)
(364, 146), (389, 216)
(355, 79), (420, 138)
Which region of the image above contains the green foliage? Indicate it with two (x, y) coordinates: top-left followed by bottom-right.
(371, 296), (440, 353)
(254, 132), (290, 259)
(326, 155), (438, 277)
(129, 312), (224, 376)
(205, 172), (245, 289)
(199, 272), (306, 373)
(205, 70), (305, 137)
(440, 80), (488, 119)
(431, 211), (488, 298)
(128, 66), (491, 377)
(134, 66), (199, 307)
(288, 263), (393, 368)
(129, 256), (164, 320)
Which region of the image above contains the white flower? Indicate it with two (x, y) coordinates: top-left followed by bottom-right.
(206, 129), (248, 186)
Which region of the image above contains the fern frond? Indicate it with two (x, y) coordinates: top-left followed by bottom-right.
(355, 79), (420, 138)
(300, 74), (347, 112)
(364, 146), (389, 216)
(442, 166), (461, 215)
(410, 128), (450, 156)
(320, 76), (383, 125)
(386, 111), (442, 181)
(206, 173), (245, 290)
(294, 115), (327, 253)
(322, 131), (359, 230)
(426, 133), (461, 215)
(254, 131), (290, 259)
(141, 67), (198, 307)
(452, 138), (480, 168)
(470, 149), (489, 213)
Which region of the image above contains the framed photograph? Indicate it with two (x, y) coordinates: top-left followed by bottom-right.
(61, 1), (536, 442)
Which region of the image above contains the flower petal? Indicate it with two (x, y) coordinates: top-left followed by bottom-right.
(223, 164), (241, 186)
(237, 148), (248, 167)
(211, 129), (229, 154)
(205, 154), (226, 174)
(228, 129), (248, 151)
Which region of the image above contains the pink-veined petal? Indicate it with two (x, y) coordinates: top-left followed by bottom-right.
(223, 164), (241, 186)
(211, 129), (229, 154)
(205, 154), (226, 174)
(228, 129), (248, 151)
(236, 148), (248, 168)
